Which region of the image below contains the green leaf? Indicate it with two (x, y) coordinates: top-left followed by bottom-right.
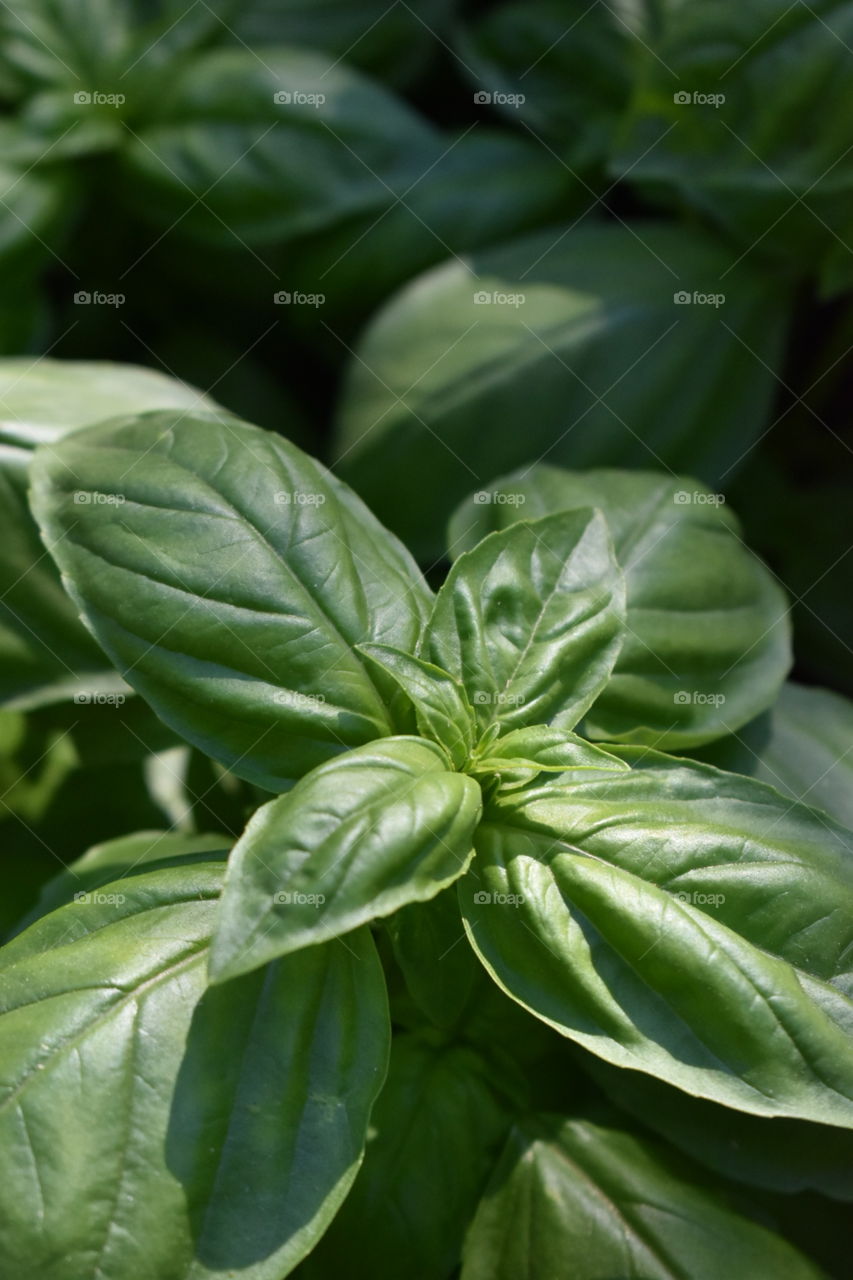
(457, 0), (634, 168)
(358, 643), (476, 769)
(387, 886), (480, 1030)
(449, 466), (792, 748)
(590, 1056), (853, 1201)
(695, 681), (853, 829)
(612, 0), (853, 273)
(300, 1032), (510, 1280)
(461, 1111), (824, 1279)
(19, 828), (230, 928)
(122, 47), (444, 248)
(210, 737), (482, 982)
(470, 725), (631, 780)
(0, 861), (390, 1280)
(30, 409), (432, 790)
(460, 750), (853, 1125)
(425, 510), (625, 734)
(0, 358), (216, 711)
(333, 221), (791, 559)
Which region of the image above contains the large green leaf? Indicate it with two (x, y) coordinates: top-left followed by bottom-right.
(460, 750), (853, 1124)
(461, 1111), (823, 1279)
(425, 510), (625, 734)
(0, 860), (390, 1280)
(457, 0), (635, 168)
(210, 736), (481, 981)
(30, 409), (432, 790)
(449, 466), (791, 748)
(386, 886), (481, 1031)
(695, 681), (853, 829)
(612, 0), (853, 277)
(300, 1032), (510, 1280)
(0, 358), (216, 710)
(121, 47), (443, 248)
(333, 221), (791, 558)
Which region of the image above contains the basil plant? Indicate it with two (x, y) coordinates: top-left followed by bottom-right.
(1, 398), (850, 1280)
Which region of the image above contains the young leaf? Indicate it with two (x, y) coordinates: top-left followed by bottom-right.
(449, 466), (792, 749)
(300, 1033), (510, 1280)
(30, 409), (432, 790)
(460, 752), (853, 1126)
(0, 860), (390, 1280)
(461, 1112), (824, 1279)
(470, 725), (630, 778)
(424, 510), (625, 734)
(210, 737), (482, 982)
(358, 642), (477, 770)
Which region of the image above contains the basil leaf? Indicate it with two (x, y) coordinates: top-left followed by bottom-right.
(695, 681), (853, 829)
(613, 1), (853, 274)
(425, 510), (625, 734)
(0, 861), (390, 1280)
(210, 737), (482, 982)
(471, 726), (631, 779)
(461, 1111), (823, 1279)
(449, 466), (792, 748)
(301, 1032), (510, 1280)
(122, 47), (443, 248)
(387, 886), (480, 1030)
(460, 752), (853, 1125)
(0, 357), (216, 711)
(30, 410), (432, 790)
(358, 643), (476, 769)
(334, 221), (791, 559)
(590, 1057), (853, 1201)
(19, 828), (230, 928)
(457, 0), (634, 168)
